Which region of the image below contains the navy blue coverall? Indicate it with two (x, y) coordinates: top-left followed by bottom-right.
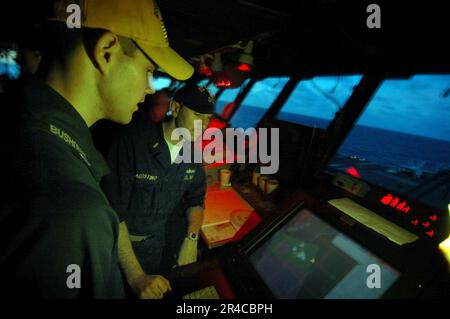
(102, 120), (206, 274)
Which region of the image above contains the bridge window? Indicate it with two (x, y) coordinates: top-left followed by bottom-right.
(197, 79), (210, 87)
(0, 48), (21, 80)
(216, 79), (250, 115)
(152, 76), (172, 91)
(327, 74), (450, 210)
(208, 83), (220, 97)
(229, 77), (289, 129)
(276, 75), (363, 128)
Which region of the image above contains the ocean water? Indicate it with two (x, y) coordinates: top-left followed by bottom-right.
(224, 104), (450, 175)
(336, 125), (450, 175)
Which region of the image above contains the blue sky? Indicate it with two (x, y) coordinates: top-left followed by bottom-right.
(232, 74), (450, 142)
(357, 75), (450, 141)
(153, 74), (450, 142)
(153, 77), (172, 90)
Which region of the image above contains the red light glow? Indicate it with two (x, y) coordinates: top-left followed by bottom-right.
(380, 193), (394, 205)
(346, 167), (361, 179)
(220, 102), (235, 120)
(215, 80), (231, 87)
(236, 63), (252, 72)
(395, 201), (407, 211)
(380, 193), (410, 213)
(207, 118), (227, 130)
(390, 197), (400, 208)
(198, 65), (212, 76)
(379, 192), (441, 239)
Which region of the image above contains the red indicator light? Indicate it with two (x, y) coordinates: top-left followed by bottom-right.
(390, 197), (400, 208)
(346, 166), (361, 179)
(198, 65), (212, 76)
(426, 230), (435, 237)
(236, 63), (252, 72)
(215, 80), (231, 87)
(422, 221), (430, 228)
(396, 201), (407, 211)
(429, 215), (438, 222)
(380, 193), (411, 213)
(411, 219), (419, 226)
(381, 193), (393, 205)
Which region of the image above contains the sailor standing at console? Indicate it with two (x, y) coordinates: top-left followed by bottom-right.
(0, 0), (193, 298)
(102, 85), (215, 298)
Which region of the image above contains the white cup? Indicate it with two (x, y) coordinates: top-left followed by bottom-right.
(219, 169), (231, 187)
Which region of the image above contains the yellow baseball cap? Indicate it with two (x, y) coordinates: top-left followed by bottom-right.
(51, 0), (194, 80)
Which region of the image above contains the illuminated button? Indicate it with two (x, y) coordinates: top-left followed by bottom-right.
(380, 193), (394, 205)
(396, 201), (407, 211)
(390, 197), (400, 208)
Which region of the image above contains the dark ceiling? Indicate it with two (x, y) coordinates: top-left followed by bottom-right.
(1, 0), (448, 78)
(158, 0), (450, 77)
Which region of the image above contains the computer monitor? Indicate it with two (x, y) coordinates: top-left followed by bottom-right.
(246, 207), (400, 299)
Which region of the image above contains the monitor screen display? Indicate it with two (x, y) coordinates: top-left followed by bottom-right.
(326, 74), (450, 211)
(248, 208), (400, 298)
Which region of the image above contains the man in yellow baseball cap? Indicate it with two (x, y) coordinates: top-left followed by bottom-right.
(51, 0), (193, 81)
(0, 0), (192, 298)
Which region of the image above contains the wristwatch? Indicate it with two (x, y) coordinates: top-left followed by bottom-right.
(186, 231), (199, 241)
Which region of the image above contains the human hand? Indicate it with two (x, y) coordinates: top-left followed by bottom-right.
(132, 274), (172, 299)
